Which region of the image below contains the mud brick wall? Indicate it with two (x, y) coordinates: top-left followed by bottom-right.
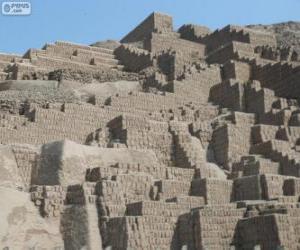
(111, 174), (154, 203)
(105, 215), (177, 249)
(121, 12), (173, 43)
(0, 110), (29, 129)
(158, 52), (211, 81)
(114, 44), (153, 72)
(108, 114), (175, 165)
(222, 60), (251, 81)
(105, 91), (210, 122)
(190, 120), (215, 148)
(60, 205), (92, 249)
(157, 51), (176, 77)
(193, 104), (220, 121)
(252, 62), (300, 99)
(245, 83), (276, 119)
(11, 144), (40, 189)
(235, 214), (295, 249)
(0, 72), (8, 80)
(206, 42), (238, 64)
(142, 71), (169, 92)
(172, 53), (199, 79)
(259, 109), (292, 126)
(247, 29), (277, 47)
(241, 156), (281, 176)
(283, 178), (300, 196)
(233, 174), (291, 201)
(278, 46), (299, 61)
(255, 45), (286, 61)
(155, 180), (191, 200)
(212, 121), (253, 169)
(27, 46), (68, 60)
(233, 40), (258, 57)
(20, 41), (142, 83)
(0, 53), (22, 62)
(212, 125), (229, 167)
(165, 167), (195, 182)
(260, 174), (290, 200)
(251, 125), (279, 144)
(233, 175), (262, 201)
(170, 195), (205, 208)
(232, 110), (256, 125)
(192, 205), (246, 249)
(191, 178), (233, 204)
(23, 41), (125, 75)
(0, 88), (81, 110)
(200, 25), (251, 53)
(251, 139), (297, 168)
(86, 163), (191, 182)
(210, 79), (246, 112)
(30, 56), (96, 72)
(172, 65), (222, 103)
(201, 25), (276, 53)
(53, 41), (114, 53)
(96, 180), (126, 216)
(178, 24), (211, 42)
(0, 61), (11, 73)
(10, 63), (49, 80)
(60, 183), (102, 249)
(285, 206), (300, 248)
(31, 185), (66, 217)
(145, 32), (206, 58)
(92, 68), (139, 82)
(208, 41), (256, 65)
(285, 126), (300, 146)
(86, 166), (117, 181)
(252, 62), (282, 92)
(104, 217), (130, 248)
(177, 213), (195, 249)
(126, 200), (192, 217)
(95, 175), (146, 208)
(49, 68), (93, 83)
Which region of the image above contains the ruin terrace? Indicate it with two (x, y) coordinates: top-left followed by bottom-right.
(1, 12), (300, 250)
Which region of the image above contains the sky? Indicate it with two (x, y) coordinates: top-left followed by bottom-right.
(0, 0), (299, 54)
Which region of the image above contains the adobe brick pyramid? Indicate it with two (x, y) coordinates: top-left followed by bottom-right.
(0, 12), (300, 249)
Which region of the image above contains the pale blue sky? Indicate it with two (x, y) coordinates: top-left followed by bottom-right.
(0, 0), (299, 54)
